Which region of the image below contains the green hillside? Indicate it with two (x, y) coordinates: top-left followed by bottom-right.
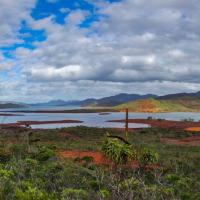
(165, 98), (200, 110)
(114, 98), (199, 112)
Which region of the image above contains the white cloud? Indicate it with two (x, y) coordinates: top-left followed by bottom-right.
(1, 0), (200, 101)
(46, 0), (58, 3)
(0, 53), (14, 71)
(60, 7), (70, 14)
(121, 55), (156, 66)
(25, 64), (92, 81)
(0, 0), (36, 46)
(168, 49), (186, 58)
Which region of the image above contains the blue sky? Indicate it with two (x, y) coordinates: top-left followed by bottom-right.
(0, 0), (200, 102)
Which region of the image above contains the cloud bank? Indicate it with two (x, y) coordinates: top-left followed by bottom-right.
(0, 0), (200, 102)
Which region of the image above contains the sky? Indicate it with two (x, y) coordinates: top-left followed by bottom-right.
(0, 0), (200, 103)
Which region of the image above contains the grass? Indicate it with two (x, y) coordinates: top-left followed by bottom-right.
(0, 126), (200, 199)
(114, 98), (193, 112)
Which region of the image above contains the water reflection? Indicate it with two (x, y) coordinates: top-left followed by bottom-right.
(0, 110), (200, 129)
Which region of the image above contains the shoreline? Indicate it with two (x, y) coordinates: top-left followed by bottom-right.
(1, 108), (200, 114)
(0, 119), (83, 128)
(108, 118), (200, 131)
(0, 113), (24, 116)
(1, 118), (200, 131)
(0, 108), (116, 114)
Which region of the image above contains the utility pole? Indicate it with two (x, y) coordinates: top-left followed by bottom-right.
(125, 108), (129, 141)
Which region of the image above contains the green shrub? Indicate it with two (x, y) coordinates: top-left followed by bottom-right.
(34, 146), (55, 161)
(99, 189), (110, 199)
(15, 186), (51, 200)
(0, 148), (11, 163)
(138, 148), (158, 169)
(10, 144), (27, 158)
(102, 138), (136, 164)
(0, 168), (14, 181)
(61, 188), (88, 200)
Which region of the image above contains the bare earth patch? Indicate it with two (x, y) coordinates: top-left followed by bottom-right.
(58, 150), (159, 169)
(185, 127), (200, 132)
(58, 150), (108, 165)
(60, 132), (81, 141)
(161, 136), (200, 147)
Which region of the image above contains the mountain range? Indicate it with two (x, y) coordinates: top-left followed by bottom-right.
(0, 102), (27, 109)
(1, 91), (200, 112)
(115, 92), (200, 112)
(157, 91), (200, 100)
(30, 93), (157, 107)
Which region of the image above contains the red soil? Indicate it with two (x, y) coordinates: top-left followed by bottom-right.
(136, 100), (159, 113)
(58, 150), (159, 169)
(185, 127), (200, 132)
(161, 135), (200, 147)
(17, 120), (83, 125)
(108, 119), (200, 131)
(0, 113), (23, 116)
(61, 132), (81, 140)
(59, 150), (108, 165)
(0, 123), (22, 128)
(0, 119), (83, 128)
(98, 113), (110, 115)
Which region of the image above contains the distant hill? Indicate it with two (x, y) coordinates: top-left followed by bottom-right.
(30, 100), (76, 107)
(82, 93), (157, 107)
(157, 91), (200, 100)
(30, 99), (97, 107)
(114, 98), (190, 112)
(114, 98), (200, 113)
(0, 102), (27, 109)
(21, 90), (200, 112)
(30, 94), (157, 107)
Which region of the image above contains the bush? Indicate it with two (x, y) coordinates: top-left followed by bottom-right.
(102, 138), (136, 164)
(15, 186), (51, 200)
(0, 148), (11, 163)
(34, 146), (55, 161)
(61, 188), (88, 200)
(99, 189), (110, 199)
(137, 148), (158, 169)
(10, 144), (27, 158)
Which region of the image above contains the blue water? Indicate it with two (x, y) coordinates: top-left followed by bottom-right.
(0, 105), (79, 111)
(0, 106), (200, 129)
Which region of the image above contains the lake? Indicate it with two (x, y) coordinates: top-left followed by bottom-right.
(0, 106), (200, 129)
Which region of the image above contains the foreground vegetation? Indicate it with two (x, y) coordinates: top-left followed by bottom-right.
(0, 126), (200, 199)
